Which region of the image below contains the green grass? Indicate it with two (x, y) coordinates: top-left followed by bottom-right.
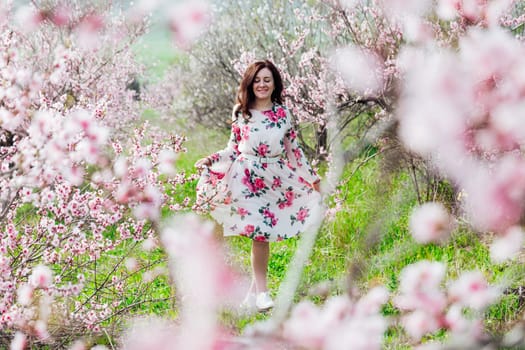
(176, 137), (525, 344)
(129, 30), (525, 347)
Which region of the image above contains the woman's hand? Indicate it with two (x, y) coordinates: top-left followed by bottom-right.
(194, 156), (211, 169)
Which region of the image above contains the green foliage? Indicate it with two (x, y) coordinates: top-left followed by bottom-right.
(130, 23), (525, 345)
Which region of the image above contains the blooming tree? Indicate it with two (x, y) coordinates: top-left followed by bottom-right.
(0, 0), (203, 347)
(2, 0), (525, 349)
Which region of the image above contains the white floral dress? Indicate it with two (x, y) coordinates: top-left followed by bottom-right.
(196, 104), (322, 242)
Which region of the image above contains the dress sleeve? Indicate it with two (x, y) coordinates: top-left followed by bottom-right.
(283, 108), (320, 185)
(208, 106), (241, 173)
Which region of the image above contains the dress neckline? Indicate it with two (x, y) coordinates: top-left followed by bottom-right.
(251, 105), (276, 113)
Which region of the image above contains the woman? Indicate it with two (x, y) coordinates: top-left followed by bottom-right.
(195, 60), (321, 312)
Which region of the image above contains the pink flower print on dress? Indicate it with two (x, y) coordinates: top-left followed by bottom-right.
(237, 207), (249, 217)
(290, 206), (310, 225)
(263, 106), (288, 129)
(255, 235), (267, 242)
(296, 207), (309, 222)
(266, 111), (279, 123)
(261, 205), (278, 227)
(285, 190), (294, 203)
(293, 148), (303, 165)
(242, 176), (255, 193)
(278, 189), (295, 209)
(272, 176), (282, 190)
(241, 168), (255, 192)
(241, 169), (269, 198)
(276, 107), (286, 118)
(254, 178), (265, 190)
(241, 125), (250, 141)
(232, 125), (241, 142)
(257, 143), (269, 157)
(243, 224), (255, 236)
(209, 153), (220, 163)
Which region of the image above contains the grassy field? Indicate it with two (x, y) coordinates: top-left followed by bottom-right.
(128, 30), (525, 348)
(169, 127), (525, 346)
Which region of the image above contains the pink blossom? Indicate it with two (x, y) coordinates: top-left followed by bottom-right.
(122, 317), (177, 350)
(160, 214), (242, 347)
(283, 293), (389, 350)
(14, 5), (44, 32)
(50, 5), (72, 27)
(34, 320), (50, 340)
(401, 310), (441, 341)
(10, 332), (27, 350)
(158, 149), (178, 176)
(462, 156), (525, 233)
(447, 271), (500, 310)
(169, 1), (211, 49)
(436, 0), (462, 20)
(409, 202), (455, 244)
(133, 158), (153, 178)
(17, 284), (34, 306)
(354, 286), (390, 316)
(132, 185), (163, 221)
(330, 45), (384, 95)
(75, 14), (105, 50)
(445, 306), (466, 332)
(113, 157), (129, 178)
(142, 237), (158, 252)
(29, 265), (53, 289)
(324, 316), (387, 350)
(125, 258), (139, 272)
(68, 340), (86, 350)
(282, 300), (326, 348)
(398, 260), (446, 294)
(394, 261), (447, 314)
(490, 226), (524, 263)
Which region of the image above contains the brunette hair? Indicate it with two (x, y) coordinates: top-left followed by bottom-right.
(234, 60), (284, 121)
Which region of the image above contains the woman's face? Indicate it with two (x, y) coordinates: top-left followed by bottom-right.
(252, 67), (274, 102)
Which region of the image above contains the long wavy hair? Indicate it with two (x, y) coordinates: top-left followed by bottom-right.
(234, 60), (284, 121)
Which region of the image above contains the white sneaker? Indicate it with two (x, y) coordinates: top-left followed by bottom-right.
(256, 292), (274, 312)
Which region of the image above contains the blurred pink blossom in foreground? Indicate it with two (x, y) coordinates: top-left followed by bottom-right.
(169, 0), (211, 49)
(283, 287), (389, 349)
(126, 213), (243, 349)
(409, 202), (455, 244)
(397, 26), (525, 239)
(330, 46), (384, 95)
(394, 260), (500, 342)
(489, 226), (524, 263)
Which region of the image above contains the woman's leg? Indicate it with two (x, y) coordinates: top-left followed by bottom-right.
(251, 240), (270, 293)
